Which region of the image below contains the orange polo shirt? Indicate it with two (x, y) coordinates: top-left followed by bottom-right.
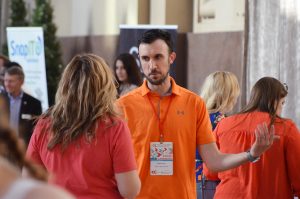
(204, 111), (300, 199)
(117, 78), (215, 199)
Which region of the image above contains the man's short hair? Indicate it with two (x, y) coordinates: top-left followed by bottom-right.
(138, 29), (174, 53)
(5, 66), (25, 81)
(4, 61), (22, 69)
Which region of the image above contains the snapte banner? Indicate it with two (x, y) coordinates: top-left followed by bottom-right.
(118, 24), (178, 78)
(7, 27), (49, 111)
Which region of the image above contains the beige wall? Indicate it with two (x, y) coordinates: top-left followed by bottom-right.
(138, 0), (150, 24)
(166, 0), (193, 32)
(193, 0), (245, 33)
(150, 0), (166, 24)
(51, 0), (72, 36)
(50, 0), (244, 36)
(50, 0), (195, 36)
(20, 0), (245, 36)
(59, 35), (118, 66)
(51, 0), (138, 36)
(187, 32), (245, 111)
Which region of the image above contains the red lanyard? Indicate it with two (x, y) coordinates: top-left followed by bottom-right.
(147, 94), (173, 143)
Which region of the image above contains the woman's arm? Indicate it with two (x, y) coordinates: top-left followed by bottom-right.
(115, 170), (141, 199)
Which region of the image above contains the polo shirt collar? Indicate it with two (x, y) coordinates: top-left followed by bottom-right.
(141, 77), (181, 96)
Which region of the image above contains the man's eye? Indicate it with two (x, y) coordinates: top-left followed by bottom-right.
(155, 55), (162, 59)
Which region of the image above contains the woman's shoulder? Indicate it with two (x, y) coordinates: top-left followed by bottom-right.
(97, 116), (127, 131)
(278, 117), (296, 126)
(276, 118), (299, 133)
(33, 117), (52, 135)
(96, 116), (131, 143)
(118, 83), (138, 97)
(128, 84), (138, 89)
(215, 112), (257, 132)
(36, 117), (51, 126)
(222, 111), (268, 122)
(219, 112), (298, 133)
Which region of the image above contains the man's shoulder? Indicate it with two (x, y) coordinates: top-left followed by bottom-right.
(23, 92), (39, 100)
(118, 86), (144, 102)
(177, 85), (196, 95)
(175, 85), (203, 102)
(23, 92), (41, 105)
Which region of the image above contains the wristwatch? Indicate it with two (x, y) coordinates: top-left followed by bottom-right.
(246, 150), (260, 163)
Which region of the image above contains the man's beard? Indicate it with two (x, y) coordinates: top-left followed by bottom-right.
(145, 72), (168, 85)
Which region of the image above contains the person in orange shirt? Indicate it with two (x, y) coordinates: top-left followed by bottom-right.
(117, 29), (278, 199)
(204, 77), (300, 198)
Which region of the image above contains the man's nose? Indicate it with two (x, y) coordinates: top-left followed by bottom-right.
(149, 59), (157, 70)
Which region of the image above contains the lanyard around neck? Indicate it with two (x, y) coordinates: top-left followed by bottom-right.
(147, 94), (173, 143)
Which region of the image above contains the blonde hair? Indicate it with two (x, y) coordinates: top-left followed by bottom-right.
(43, 53), (117, 149)
(200, 71), (240, 113)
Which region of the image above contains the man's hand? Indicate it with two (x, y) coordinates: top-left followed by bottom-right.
(250, 123), (280, 158)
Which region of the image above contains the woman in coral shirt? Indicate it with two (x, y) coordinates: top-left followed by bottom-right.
(204, 77), (300, 199)
(27, 54), (140, 199)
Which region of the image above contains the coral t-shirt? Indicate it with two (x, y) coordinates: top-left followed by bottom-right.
(26, 117), (137, 199)
(205, 112), (300, 199)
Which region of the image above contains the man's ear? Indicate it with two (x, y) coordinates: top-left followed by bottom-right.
(169, 52), (176, 64)
(20, 77), (24, 85)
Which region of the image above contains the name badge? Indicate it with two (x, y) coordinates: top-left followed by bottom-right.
(150, 142), (173, 175)
(21, 114), (32, 120)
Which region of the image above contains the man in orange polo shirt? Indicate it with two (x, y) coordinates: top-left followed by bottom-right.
(117, 29), (278, 199)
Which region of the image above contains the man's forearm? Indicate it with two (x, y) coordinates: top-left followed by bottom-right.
(199, 143), (249, 172)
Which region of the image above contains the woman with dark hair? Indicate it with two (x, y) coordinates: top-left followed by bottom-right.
(204, 77), (300, 199)
(26, 53), (140, 199)
(113, 53), (142, 97)
(0, 124), (75, 199)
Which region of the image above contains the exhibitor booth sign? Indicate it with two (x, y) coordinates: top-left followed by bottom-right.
(7, 27), (49, 111)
